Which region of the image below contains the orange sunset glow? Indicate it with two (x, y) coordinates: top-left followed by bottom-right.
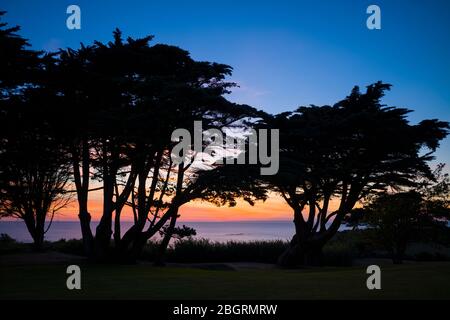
(57, 191), (293, 222)
(56, 190), (343, 222)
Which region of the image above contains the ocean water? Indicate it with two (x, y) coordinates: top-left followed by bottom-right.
(0, 221), (298, 243)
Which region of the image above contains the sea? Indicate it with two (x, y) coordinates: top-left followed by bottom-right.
(0, 220), (304, 243)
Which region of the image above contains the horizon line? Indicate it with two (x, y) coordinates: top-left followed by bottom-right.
(1, 219), (293, 223)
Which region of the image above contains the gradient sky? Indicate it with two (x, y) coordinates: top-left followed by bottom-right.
(2, 0), (449, 221)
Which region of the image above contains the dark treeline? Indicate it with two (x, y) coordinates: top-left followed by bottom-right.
(0, 12), (449, 266)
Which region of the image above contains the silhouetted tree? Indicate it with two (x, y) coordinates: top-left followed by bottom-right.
(0, 11), (41, 96)
(262, 82), (449, 267)
(364, 181), (449, 264)
(0, 13), (71, 249)
(364, 191), (423, 264)
(417, 163), (450, 225)
(0, 129), (72, 250)
(51, 30), (264, 261)
(352, 163), (450, 263)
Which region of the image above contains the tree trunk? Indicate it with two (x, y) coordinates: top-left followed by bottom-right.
(154, 213), (178, 266)
(114, 209), (122, 248)
(32, 231), (45, 251)
(23, 216), (44, 251)
(94, 141), (115, 261)
(79, 209), (94, 257)
(72, 140), (94, 257)
(94, 226), (112, 261)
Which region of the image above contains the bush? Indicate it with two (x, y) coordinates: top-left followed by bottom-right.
(322, 241), (355, 266)
(0, 233), (15, 243)
(0, 233), (30, 254)
(47, 229), (450, 264)
(139, 240), (161, 260)
(414, 251), (435, 261)
(51, 239), (85, 256)
(141, 238), (288, 264)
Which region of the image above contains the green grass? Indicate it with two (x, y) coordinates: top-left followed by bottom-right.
(1, 262), (450, 299)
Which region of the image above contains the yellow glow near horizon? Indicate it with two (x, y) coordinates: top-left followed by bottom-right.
(56, 193), (293, 222)
(54, 189), (343, 222)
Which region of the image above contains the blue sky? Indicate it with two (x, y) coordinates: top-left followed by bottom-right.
(2, 0), (450, 166)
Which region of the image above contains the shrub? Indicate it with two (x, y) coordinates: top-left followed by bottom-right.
(322, 241), (355, 266)
(0, 233), (29, 254)
(51, 239), (85, 256)
(141, 238), (288, 263)
(0, 233), (15, 243)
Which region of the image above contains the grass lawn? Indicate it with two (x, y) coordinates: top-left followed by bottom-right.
(1, 261), (450, 299)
